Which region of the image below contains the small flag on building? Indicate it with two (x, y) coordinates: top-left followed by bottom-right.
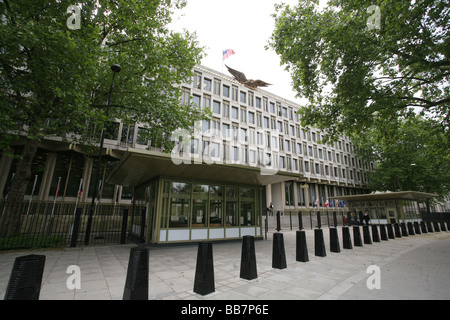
(223, 49), (235, 61)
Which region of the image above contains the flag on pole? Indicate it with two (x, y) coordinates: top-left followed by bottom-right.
(54, 177), (62, 199)
(313, 199), (319, 207)
(77, 179), (83, 199)
(324, 199), (329, 207)
(223, 49), (235, 61)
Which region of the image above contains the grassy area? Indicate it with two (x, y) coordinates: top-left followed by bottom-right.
(0, 235), (66, 250)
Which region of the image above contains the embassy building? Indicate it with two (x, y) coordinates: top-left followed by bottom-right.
(0, 65), (372, 245)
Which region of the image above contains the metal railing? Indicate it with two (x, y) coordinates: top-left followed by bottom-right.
(0, 200), (146, 250)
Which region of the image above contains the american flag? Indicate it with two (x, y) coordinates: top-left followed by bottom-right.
(223, 49), (235, 61)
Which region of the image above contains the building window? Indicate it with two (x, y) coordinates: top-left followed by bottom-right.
(232, 86), (238, 101)
(204, 78), (212, 91)
(240, 91), (246, 104)
(256, 97), (261, 109)
(232, 106), (239, 120)
(222, 101), (230, 118)
(223, 85), (230, 97)
(193, 72), (202, 89)
(213, 100), (221, 114)
(248, 111), (255, 124)
(213, 79), (221, 95)
(241, 107), (247, 123)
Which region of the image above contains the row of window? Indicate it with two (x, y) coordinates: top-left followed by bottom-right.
(182, 86), (361, 156)
(183, 139), (367, 183)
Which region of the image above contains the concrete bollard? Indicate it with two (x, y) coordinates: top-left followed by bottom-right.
(314, 229), (326, 257)
(353, 226), (363, 247)
(240, 236), (257, 280)
(194, 242), (215, 295)
(363, 225), (372, 244)
(379, 224), (388, 241)
(296, 230), (309, 262)
(329, 228), (340, 253)
(407, 222), (415, 235)
(4, 255), (46, 300)
(342, 227), (353, 249)
(272, 233), (287, 269)
(123, 247), (149, 300)
(440, 221), (447, 232)
(371, 225), (380, 242)
(413, 222), (422, 234)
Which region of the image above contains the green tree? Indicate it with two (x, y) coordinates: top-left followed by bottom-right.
(353, 115), (450, 201)
(0, 0), (206, 236)
(268, 0), (449, 141)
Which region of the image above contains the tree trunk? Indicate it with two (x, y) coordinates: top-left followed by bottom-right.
(0, 138), (39, 237)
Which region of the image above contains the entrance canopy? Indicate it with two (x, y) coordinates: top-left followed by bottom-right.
(330, 191), (437, 202)
(107, 148), (299, 187)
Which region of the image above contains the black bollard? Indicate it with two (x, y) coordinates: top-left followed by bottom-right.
(272, 233), (287, 269)
(4, 255), (46, 300)
(123, 247), (149, 300)
(296, 230), (309, 262)
(394, 223), (402, 238)
(329, 228), (340, 253)
(371, 225), (380, 242)
(240, 236), (257, 280)
(379, 224), (388, 241)
(420, 221), (428, 233)
(353, 226), (363, 247)
(276, 211), (281, 232)
(194, 242), (215, 295)
(386, 224), (395, 239)
(413, 222), (422, 234)
(363, 225), (372, 244)
(342, 227), (353, 249)
(400, 223), (409, 236)
(426, 221), (434, 232)
(314, 229), (326, 257)
(433, 221), (441, 232)
(407, 222), (415, 235)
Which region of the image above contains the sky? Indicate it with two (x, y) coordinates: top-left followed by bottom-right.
(169, 0), (307, 105)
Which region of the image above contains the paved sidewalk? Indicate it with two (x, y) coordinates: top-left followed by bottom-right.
(1, 227), (449, 300)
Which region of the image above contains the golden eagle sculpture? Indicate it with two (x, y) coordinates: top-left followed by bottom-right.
(225, 65), (272, 91)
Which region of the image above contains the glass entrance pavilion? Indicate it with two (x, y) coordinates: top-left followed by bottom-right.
(108, 148), (297, 244)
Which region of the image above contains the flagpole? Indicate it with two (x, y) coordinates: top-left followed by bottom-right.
(26, 175), (38, 216)
(51, 177), (61, 218)
(73, 178), (83, 216)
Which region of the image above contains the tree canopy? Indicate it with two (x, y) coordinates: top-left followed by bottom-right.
(0, 0), (206, 150)
(353, 115), (450, 200)
(268, 0), (449, 141)
(0, 0), (207, 236)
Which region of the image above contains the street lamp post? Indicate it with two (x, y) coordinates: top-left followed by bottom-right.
(84, 64), (121, 245)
